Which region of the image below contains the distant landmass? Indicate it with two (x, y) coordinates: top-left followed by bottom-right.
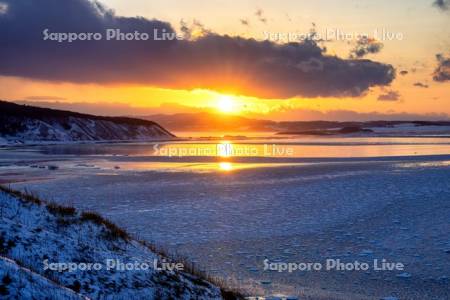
(0, 101), (175, 144)
(1, 100), (449, 144)
(277, 126), (375, 136)
(141, 112), (450, 136)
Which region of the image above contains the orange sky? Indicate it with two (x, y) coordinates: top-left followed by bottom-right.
(0, 0), (449, 120)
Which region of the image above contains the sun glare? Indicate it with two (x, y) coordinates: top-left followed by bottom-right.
(219, 162), (233, 171)
(217, 95), (236, 114)
(217, 141), (233, 157)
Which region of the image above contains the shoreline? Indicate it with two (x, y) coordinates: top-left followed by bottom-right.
(1, 144), (449, 299)
(0, 185), (245, 299)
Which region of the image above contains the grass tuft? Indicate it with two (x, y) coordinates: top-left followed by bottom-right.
(139, 240), (247, 299)
(46, 203), (76, 216)
(0, 185), (42, 205)
(80, 212), (129, 241)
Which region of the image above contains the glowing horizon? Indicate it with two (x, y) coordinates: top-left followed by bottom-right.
(0, 0), (449, 121)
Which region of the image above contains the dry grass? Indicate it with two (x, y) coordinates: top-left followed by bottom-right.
(46, 203), (76, 216)
(0, 185), (42, 205)
(80, 211), (129, 241)
(0, 184), (246, 299)
(139, 240), (247, 299)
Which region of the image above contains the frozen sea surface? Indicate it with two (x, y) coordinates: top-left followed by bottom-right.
(0, 140), (449, 299)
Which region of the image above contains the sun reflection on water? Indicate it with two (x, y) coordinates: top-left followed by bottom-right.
(217, 141), (233, 157)
(218, 162), (233, 171)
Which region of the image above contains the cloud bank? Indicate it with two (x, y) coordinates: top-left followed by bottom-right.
(0, 0), (395, 99)
(268, 108), (449, 122)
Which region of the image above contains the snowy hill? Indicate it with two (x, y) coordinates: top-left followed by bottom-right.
(0, 101), (175, 144)
(0, 186), (236, 299)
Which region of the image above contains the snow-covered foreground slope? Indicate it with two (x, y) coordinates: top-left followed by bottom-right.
(0, 187), (230, 299)
(0, 101), (175, 145)
(0, 257), (86, 299)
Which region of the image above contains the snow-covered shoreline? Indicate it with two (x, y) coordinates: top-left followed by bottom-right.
(0, 100), (177, 146)
(0, 137), (179, 147)
(0, 186), (238, 299)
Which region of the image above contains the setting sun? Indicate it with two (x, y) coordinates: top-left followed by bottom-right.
(216, 95), (236, 114)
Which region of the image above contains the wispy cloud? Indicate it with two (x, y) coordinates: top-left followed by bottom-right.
(239, 19), (250, 26)
(255, 9), (267, 24)
(25, 96), (67, 101)
(378, 90), (401, 101)
(413, 82), (429, 88)
(267, 108), (449, 121)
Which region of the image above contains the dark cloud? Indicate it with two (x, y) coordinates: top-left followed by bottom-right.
(433, 54), (450, 82)
(350, 37), (384, 58)
(413, 82), (429, 88)
(0, 0), (395, 99)
(378, 90), (401, 101)
(433, 0), (450, 11)
(399, 70), (409, 76)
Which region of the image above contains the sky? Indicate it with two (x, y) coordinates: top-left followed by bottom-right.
(0, 0), (449, 120)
